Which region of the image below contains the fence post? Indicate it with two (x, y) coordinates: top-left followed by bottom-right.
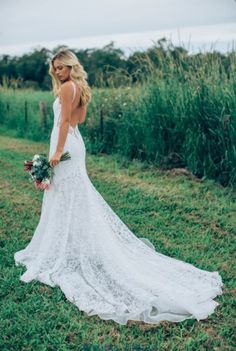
(24, 100), (28, 125)
(5, 102), (10, 124)
(100, 108), (104, 140)
(39, 101), (47, 132)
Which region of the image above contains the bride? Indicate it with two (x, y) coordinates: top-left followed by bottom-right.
(14, 49), (224, 325)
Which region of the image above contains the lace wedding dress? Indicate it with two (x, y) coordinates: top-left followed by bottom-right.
(14, 81), (224, 325)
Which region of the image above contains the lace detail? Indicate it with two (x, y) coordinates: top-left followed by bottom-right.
(14, 95), (224, 325)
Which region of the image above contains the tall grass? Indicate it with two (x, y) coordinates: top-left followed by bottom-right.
(0, 50), (235, 186)
(122, 57), (236, 186)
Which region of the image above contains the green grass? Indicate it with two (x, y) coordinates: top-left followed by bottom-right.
(0, 135), (235, 351)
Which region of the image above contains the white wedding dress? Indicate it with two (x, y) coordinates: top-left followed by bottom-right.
(14, 81), (224, 325)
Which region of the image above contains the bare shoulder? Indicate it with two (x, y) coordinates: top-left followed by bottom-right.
(60, 81), (74, 99)
(61, 80), (74, 91)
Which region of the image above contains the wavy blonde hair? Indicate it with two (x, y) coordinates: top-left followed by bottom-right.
(49, 49), (92, 107)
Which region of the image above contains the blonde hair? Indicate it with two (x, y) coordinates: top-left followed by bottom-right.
(49, 49), (92, 107)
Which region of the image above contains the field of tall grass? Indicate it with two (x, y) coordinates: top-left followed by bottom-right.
(0, 51), (235, 187)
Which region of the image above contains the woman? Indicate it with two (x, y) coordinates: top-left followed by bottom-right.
(14, 50), (224, 326)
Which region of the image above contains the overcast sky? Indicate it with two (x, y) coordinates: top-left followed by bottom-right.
(0, 0), (235, 56)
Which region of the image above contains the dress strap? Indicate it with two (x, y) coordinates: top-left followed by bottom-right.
(71, 81), (76, 103)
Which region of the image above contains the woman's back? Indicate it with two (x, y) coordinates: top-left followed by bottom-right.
(58, 81), (87, 127)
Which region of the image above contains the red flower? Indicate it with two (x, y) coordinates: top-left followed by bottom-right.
(24, 160), (33, 171)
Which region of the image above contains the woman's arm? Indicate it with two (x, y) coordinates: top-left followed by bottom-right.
(56, 82), (73, 152)
(49, 82), (73, 167)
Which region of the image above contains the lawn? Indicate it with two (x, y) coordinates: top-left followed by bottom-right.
(0, 135), (235, 351)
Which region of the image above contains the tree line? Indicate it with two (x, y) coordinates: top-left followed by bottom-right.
(0, 38), (234, 90)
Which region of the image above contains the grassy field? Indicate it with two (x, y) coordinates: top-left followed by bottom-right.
(0, 135), (235, 351)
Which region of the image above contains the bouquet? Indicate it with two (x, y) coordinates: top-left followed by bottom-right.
(24, 151), (71, 190)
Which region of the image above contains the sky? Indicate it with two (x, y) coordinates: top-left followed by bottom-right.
(0, 0), (235, 57)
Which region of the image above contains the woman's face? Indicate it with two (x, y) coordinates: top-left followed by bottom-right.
(53, 58), (71, 83)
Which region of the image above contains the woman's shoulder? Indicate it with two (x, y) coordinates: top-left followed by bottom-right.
(59, 80), (77, 99)
(60, 80), (75, 91)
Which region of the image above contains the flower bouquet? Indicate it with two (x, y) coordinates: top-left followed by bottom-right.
(24, 151), (71, 190)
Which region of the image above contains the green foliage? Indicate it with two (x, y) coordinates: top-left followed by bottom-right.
(0, 48), (51, 90)
(0, 44), (235, 187)
(0, 39), (235, 89)
(0, 42), (129, 90)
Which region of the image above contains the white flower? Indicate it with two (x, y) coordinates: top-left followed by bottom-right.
(33, 160), (42, 167)
(32, 154), (41, 162)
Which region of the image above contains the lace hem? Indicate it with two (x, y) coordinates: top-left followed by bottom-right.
(14, 254), (223, 325)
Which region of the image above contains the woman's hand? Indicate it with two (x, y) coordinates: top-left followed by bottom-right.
(49, 151), (62, 167)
